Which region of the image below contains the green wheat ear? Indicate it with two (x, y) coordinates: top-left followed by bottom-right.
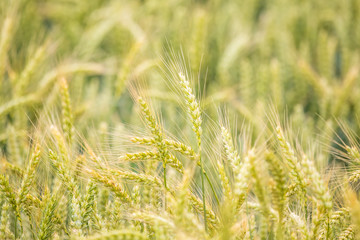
(217, 159), (232, 203)
(38, 194), (59, 240)
(59, 77), (74, 144)
(221, 126), (240, 170)
(177, 71), (209, 231)
(18, 142), (41, 207)
(276, 126), (307, 195)
(264, 151), (286, 237)
(137, 97), (170, 190)
(86, 168), (131, 203)
(177, 72), (202, 148)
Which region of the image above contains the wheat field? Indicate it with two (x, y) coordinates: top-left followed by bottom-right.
(1, 0), (360, 239)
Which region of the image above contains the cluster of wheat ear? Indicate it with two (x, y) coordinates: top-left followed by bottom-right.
(0, 64), (359, 240)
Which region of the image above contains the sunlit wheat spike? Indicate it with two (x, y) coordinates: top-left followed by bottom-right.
(59, 77), (74, 144)
(338, 225), (355, 240)
(131, 137), (156, 145)
(132, 211), (175, 232)
(132, 185), (141, 206)
(137, 97), (163, 144)
(264, 151), (286, 234)
(330, 208), (350, 225)
(276, 126), (307, 192)
(289, 212), (310, 239)
(24, 194), (41, 209)
(166, 153), (184, 173)
(217, 160), (232, 202)
(302, 155), (332, 211)
(137, 96), (170, 189)
(119, 151), (159, 161)
(37, 194), (58, 240)
(248, 152), (270, 220)
(172, 170), (205, 236)
(50, 125), (69, 164)
(132, 137), (200, 163)
(234, 149), (253, 207)
(246, 202), (278, 221)
(0, 174), (22, 233)
(108, 168), (163, 188)
(81, 181), (97, 230)
(177, 72), (202, 148)
(187, 193), (218, 229)
(164, 139), (199, 162)
(18, 142), (41, 207)
(176, 71), (210, 231)
(49, 145), (82, 237)
(346, 146), (360, 163)
(70, 184), (83, 237)
(73, 154), (85, 181)
(348, 170), (360, 183)
(221, 126), (240, 169)
(0, 203), (11, 240)
(312, 205), (327, 238)
(49, 149), (71, 186)
(86, 168), (131, 203)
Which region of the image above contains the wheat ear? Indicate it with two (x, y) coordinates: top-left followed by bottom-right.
(177, 72), (208, 230)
